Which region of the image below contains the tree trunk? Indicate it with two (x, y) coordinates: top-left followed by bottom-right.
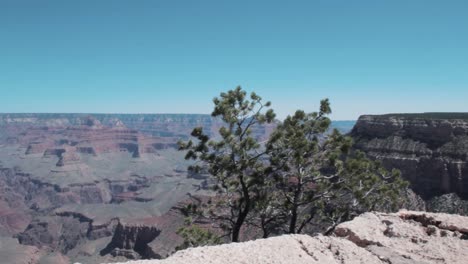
(232, 205), (249, 242)
(261, 218), (269, 238)
(289, 206), (298, 234)
(232, 173), (250, 242)
(289, 174), (302, 234)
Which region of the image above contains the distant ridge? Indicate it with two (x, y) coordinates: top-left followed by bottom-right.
(364, 112), (468, 120)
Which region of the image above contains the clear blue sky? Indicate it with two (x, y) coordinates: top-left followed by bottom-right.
(1, 0), (467, 120)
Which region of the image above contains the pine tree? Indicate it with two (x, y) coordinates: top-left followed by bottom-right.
(178, 89), (408, 245)
(264, 99), (408, 234)
(179, 86), (275, 242)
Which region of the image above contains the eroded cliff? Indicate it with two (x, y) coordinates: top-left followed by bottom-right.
(351, 114), (468, 200)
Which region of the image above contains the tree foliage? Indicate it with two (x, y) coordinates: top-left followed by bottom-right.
(178, 86), (276, 242)
(263, 101), (408, 235)
(178, 87), (408, 246)
(264, 100), (350, 234)
(176, 217), (221, 250)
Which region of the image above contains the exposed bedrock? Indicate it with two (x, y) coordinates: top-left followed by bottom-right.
(108, 178), (151, 204)
(17, 215), (90, 254)
(351, 114), (468, 199)
(0, 165), (161, 257)
(55, 149), (81, 167)
(74, 183), (112, 204)
(0, 167), (139, 210)
(101, 223), (161, 260)
(16, 211), (119, 255)
(0, 169), (31, 235)
(108, 211), (468, 264)
(0, 168), (68, 210)
(100, 199), (192, 260)
(17, 120), (172, 160)
(333, 210), (468, 264)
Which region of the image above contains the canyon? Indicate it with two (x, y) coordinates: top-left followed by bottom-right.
(0, 113), (300, 263)
(0, 114), (236, 263)
(1, 112), (468, 263)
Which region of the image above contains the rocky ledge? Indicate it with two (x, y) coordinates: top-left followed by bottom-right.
(104, 210), (468, 264)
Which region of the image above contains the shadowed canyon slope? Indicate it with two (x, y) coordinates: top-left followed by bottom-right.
(351, 113), (468, 201)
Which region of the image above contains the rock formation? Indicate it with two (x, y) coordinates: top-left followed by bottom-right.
(351, 114), (468, 200)
(334, 210), (468, 263)
(106, 210), (468, 264)
(100, 198), (198, 260)
(100, 222), (161, 259)
(17, 215), (90, 254)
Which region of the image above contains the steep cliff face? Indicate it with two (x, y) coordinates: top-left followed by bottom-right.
(351, 114), (468, 199)
(100, 198), (195, 260)
(101, 223), (161, 259)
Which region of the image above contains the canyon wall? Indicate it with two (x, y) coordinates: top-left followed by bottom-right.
(351, 113), (468, 199)
(0, 113), (275, 141)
